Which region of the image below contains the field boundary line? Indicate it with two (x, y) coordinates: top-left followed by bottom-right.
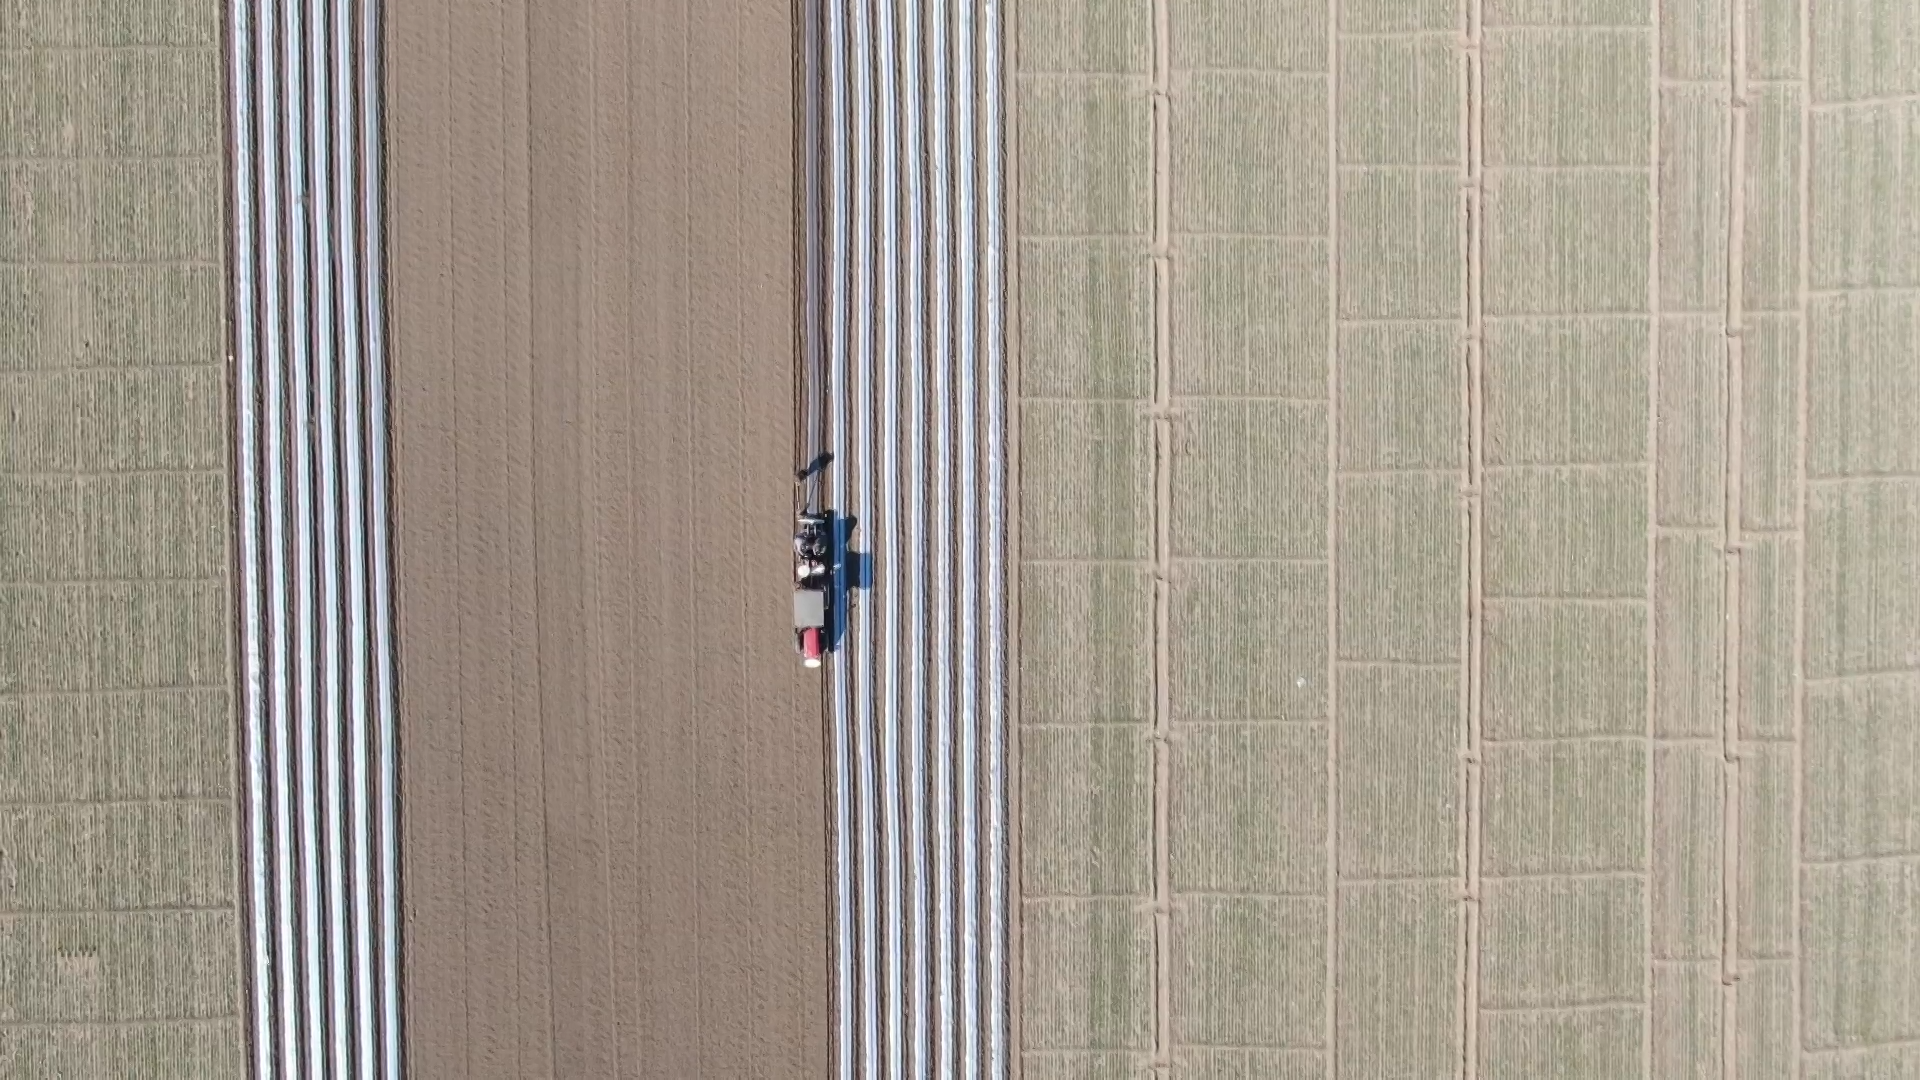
(1149, 0), (1173, 1071)
(1793, 0), (1813, 1063)
(1720, 0), (1748, 1075)
(1323, 0), (1341, 1070)
(1644, 0), (1664, 1076)
(1644, 0), (1663, 1070)
(1461, 0), (1486, 1071)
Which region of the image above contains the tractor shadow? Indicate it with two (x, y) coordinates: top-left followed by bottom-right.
(826, 511), (872, 651)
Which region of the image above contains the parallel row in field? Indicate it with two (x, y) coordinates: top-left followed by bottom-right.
(224, 0), (406, 1072)
(803, 0), (1012, 1074)
(1016, 0), (1920, 1076)
(0, 0), (244, 1074)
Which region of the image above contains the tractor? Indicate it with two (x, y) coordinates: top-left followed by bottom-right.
(793, 509), (832, 669)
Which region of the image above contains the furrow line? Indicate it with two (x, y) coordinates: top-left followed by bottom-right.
(331, 0), (379, 1070)
(980, 0), (1011, 1070)
(876, 0), (907, 1069)
(821, 0), (859, 1073)
(306, 3), (353, 1069)
(280, 0), (331, 1062)
(929, 0), (960, 1072)
(901, 0), (933, 1073)
(227, 0), (277, 1072)
(849, 0), (882, 1069)
(955, 0), (985, 1073)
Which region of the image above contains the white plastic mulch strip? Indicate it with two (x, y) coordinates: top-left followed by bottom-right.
(804, 0), (1010, 1075)
(228, 0), (404, 1075)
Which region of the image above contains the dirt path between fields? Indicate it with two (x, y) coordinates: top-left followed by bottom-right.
(384, 1), (828, 1075)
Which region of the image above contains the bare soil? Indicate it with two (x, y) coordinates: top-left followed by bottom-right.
(385, 1), (828, 1075)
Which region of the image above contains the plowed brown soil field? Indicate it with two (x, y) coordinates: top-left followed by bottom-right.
(384, 1), (828, 1075)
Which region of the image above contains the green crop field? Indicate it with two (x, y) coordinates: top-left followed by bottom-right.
(1015, 0), (1920, 1078)
(1, 0), (244, 1074)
